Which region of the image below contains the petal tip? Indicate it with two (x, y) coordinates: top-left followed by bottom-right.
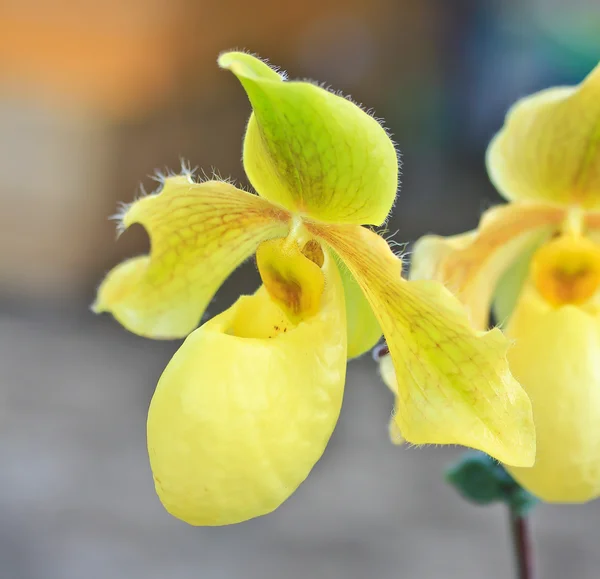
(499, 440), (536, 469)
(388, 416), (404, 446)
(217, 50), (242, 71)
(218, 51), (282, 82)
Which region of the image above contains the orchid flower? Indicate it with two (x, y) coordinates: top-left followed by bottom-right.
(398, 62), (600, 503)
(94, 52), (534, 525)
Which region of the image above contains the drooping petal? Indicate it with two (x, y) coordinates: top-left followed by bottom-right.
(93, 176), (290, 338)
(410, 203), (565, 330)
(309, 221), (535, 466)
(487, 62), (600, 207)
(218, 51), (398, 226)
(336, 257), (382, 358)
(505, 284), (600, 502)
(147, 241), (347, 525)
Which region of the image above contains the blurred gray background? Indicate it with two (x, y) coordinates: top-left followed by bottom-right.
(1, 0), (600, 577)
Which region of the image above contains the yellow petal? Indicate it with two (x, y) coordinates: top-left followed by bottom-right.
(309, 221), (535, 466)
(379, 354), (404, 445)
(487, 62), (600, 206)
(379, 353), (396, 395)
(147, 242), (347, 525)
(256, 237), (325, 323)
(218, 51), (398, 225)
(336, 256), (382, 358)
(505, 284), (600, 502)
(93, 176), (290, 338)
(411, 203), (565, 329)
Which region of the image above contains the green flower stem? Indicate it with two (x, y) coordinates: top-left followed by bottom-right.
(509, 509), (534, 579)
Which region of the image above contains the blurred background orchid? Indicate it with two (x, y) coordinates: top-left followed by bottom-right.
(1, 1), (600, 578)
(403, 62), (600, 505)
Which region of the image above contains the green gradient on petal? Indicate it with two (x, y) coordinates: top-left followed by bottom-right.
(335, 256), (382, 358)
(492, 231), (550, 328)
(218, 51), (398, 226)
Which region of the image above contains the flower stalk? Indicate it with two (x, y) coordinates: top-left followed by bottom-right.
(509, 509), (534, 579)
(445, 451), (538, 579)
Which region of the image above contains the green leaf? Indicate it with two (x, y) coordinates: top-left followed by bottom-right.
(446, 451), (539, 516)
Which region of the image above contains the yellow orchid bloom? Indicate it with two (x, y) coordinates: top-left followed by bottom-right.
(94, 51), (535, 526)
(402, 61), (600, 503)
